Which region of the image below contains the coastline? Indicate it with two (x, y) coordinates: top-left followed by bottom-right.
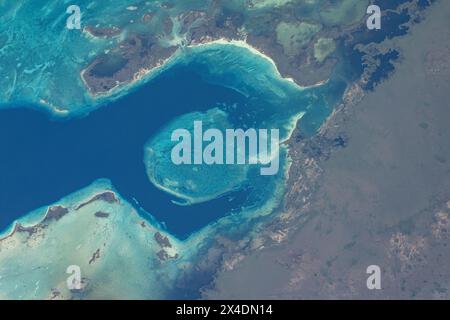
(21, 37), (326, 120)
(75, 38), (320, 117)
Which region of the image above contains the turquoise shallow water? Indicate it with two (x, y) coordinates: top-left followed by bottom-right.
(1, 0), (322, 114)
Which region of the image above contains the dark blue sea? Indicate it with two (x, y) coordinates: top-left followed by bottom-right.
(0, 66), (249, 238)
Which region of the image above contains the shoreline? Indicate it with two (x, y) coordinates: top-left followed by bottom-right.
(21, 38), (329, 119)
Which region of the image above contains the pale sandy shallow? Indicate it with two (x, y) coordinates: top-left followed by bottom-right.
(188, 39), (306, 87)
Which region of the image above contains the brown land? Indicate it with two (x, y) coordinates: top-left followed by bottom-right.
(203, 1), (450, 299)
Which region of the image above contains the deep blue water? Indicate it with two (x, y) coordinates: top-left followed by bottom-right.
(0, 66), (250, 238)
(338, 2), (416, 92)
(366, 49), (400, 90)
(352, 9), (411, 45)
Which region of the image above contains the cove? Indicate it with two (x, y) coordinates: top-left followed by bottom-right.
(0, 66), (250, 239)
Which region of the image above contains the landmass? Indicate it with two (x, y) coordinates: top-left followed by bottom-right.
(205, 0), (450, 299)
(80, 0), (367, 96)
